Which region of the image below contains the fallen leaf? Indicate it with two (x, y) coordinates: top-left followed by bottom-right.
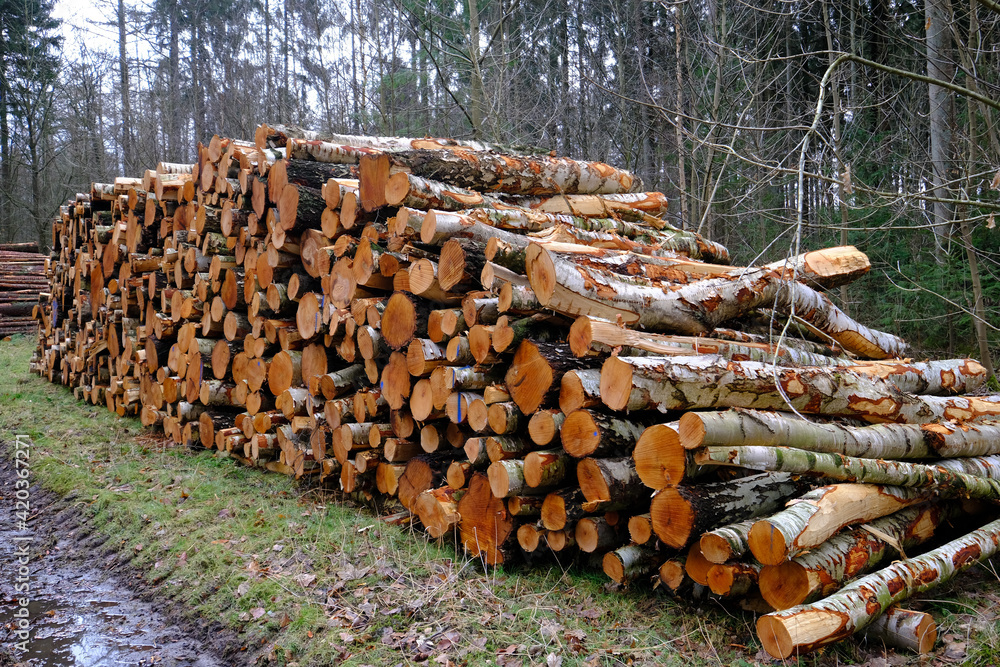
(546, 653), (562, 667)
(540, 619), (563, 642)
(340, 632), (355, 643)
(236, 582), (250, 598)
(942, 640), (966, 661)
(294, 573), (317, 588)
(250, 607), (265, 620)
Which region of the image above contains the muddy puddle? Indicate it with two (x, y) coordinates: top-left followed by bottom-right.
(0, 455), (227, 666)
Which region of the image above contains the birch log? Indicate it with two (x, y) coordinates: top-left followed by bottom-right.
(649, 472), (804, 548)
(385, 149), (642, 196)
(681, 411), (1000, 459)
(756, 516), (1000, 658)
(747, 484), (932, 566)
(526, 245), (907, 359)
(601, 355), (1000, 423)
(695, 445), (1000, 500)
(757, 503), (957, 610)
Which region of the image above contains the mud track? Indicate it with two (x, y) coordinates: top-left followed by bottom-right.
(0, 444), (243, 666)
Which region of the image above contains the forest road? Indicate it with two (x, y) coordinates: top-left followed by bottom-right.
(0, 445), (234, 666)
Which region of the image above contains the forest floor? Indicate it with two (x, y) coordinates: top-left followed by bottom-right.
(1, 336), (998, 667)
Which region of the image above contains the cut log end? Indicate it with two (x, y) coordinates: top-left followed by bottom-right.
(677, 412), (707, 449)
(650, 487), (695, 548)
(756, 616), (797, 660)
(758, 562), (810, 611)
(748, 520), (790, 567)
(633, 424), (685, 489)
(599, 356), (634, 412)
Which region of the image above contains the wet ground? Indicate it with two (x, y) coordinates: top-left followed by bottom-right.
(0, 452), (229, 667)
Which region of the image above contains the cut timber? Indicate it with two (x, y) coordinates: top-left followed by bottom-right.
(603, 545), (659, 585)
(707, 561), (760, 597)
(568, 315), (851, 366)
(540, 488), (586, 531)
(414, 486), (464, 538)
(756, 515), (1000, 659)
(561, 410), (647, 458)
(559, 368), (602, 415)
(747, 484), (931, 566)
(510, 191), (670, 219)
(650, 472), (803, 548)
(757, 503), (955, 610)
(526, 244), (907, 359)
(700, 519), (755, 564)
(397, 453), (451, 511)
(384, 148), (641, 196)
(523, 449), (571, 488)
(457, 473), (515, 566)
(517, 524), (545, 552)
(679, 409), (944, 459)
(628, 514), (654, 545)
(575, 516), (622, 553)
(384, 172), (496, 210)
(382, 292), (426, 349)
(632, 422), (689, 489)
(528, 409), (565, 446)
(601, 355), (1000, 423)
(577, 457), (645, 509)
(695, 445), (1000, 501)
(504, 340), (588, 414)
(863, 607), (937, 655)
(488, 459), (529, 498)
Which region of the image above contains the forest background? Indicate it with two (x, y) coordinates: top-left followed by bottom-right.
(1, 0), (998, 371)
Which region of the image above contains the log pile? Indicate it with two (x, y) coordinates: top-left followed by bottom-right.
(0, 242), (50, 337)
(31, 122), (1000, 660)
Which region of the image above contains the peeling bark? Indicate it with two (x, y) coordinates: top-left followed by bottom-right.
(527, 245), (907, 359)
(601, 355), (1000, 423)
(757, 515), (1000, 658)
(695, 445), (1000, 500)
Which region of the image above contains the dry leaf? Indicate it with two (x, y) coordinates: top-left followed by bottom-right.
(842, 164), (853, 195)
(294, 573), (317, 588)
(991, 170), (1000, 190)
(987, 213), (995, 230)
(250, 607), (266, 620)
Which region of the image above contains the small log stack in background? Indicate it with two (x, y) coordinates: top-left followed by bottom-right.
(0, 242), (51, 337)
(29, 123), (1000, 660)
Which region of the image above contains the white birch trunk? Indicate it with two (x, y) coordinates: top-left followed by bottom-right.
(757, 516), (1000, 658)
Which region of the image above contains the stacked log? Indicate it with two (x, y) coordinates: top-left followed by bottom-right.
(31, 122), (1000, 660)
(0, 242), (50, 337)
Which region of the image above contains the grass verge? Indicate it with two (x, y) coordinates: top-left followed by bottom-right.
(2, 336), (998, 666)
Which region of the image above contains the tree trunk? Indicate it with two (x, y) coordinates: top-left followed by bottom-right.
(601, 355), (1000, 423)
(757, 516), (1000, 659)
(758, 502), (956, 610)
(679, 409), (1000, 459)
(863, 607), (937, 655)
(384, 149), (641, 196)
(699, 518), (755, 564)
(649, 472), (804, 548)
(695, 445), (1000, 501)
(526, 245), (907, 359)
(457, 473), (515, 565)
(560, 409), (648, 458)
(748, 484), (932, 566)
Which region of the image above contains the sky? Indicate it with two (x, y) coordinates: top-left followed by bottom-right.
(53, 0), (128, 56)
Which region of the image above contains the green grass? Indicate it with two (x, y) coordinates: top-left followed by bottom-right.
(2, 336), (997, 666)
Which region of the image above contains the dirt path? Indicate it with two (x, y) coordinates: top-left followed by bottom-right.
(0, 449), (230, 666)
